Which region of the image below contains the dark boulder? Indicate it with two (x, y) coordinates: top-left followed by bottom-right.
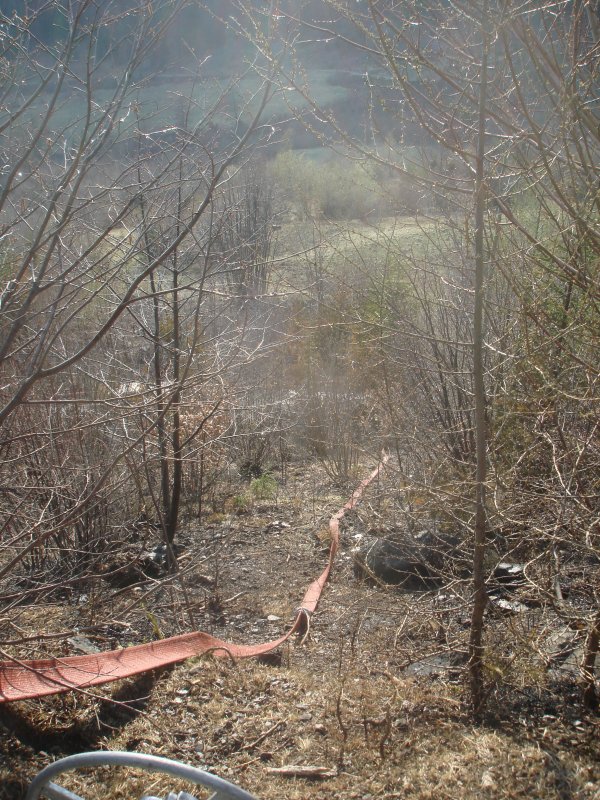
(353, 527), (465, 590)
(354, 537), (435, 588)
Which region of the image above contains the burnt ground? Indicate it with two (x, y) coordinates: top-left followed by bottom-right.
(0, 460), (598, 800)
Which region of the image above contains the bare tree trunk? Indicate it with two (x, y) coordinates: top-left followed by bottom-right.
(150, 269), (172, 531)
(166, 173), (184, 546)
(582, 610), (600, 710)
(468, 12), (490, 717)
(138, 175), (172, 536)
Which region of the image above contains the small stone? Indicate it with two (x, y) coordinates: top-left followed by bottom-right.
(266, 520), (290, 531)
(489, 596), (530, 614)
(314, 724), (327, 735)
(68, 635), (99, 655)
(267, 614), (281, 622)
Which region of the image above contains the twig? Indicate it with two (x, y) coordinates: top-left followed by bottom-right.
(335, 686), (348, 771)
(237, 742), (288, 771)
(266, 765), (337, 778)
(553, 548), (564, 607)
(379, 709), (392, 761)
(241, 721), (285, 752)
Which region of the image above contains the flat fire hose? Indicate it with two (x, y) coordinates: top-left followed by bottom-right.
(0, 457), (387, 703)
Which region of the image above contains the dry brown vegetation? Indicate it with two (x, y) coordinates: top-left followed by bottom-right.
(1, 2), (599, 797)
(1, 462), (597, 799)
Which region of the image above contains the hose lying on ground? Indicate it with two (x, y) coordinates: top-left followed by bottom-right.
(0, 456), (388, 703)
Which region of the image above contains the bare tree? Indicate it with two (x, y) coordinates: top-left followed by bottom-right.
(0, 1), (278, 600)
(237, 0), (600, 710)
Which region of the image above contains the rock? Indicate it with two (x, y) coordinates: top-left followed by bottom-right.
(404, 651), (466, 677)
(354, 537), (435, 588)
(143, 541), (185, 568)
(266, 520), (291, 532)
(353, 528), (463, 590)
(492, 562), (526, 587)
(487, 562), (529, 608)
(488, 596), (531, 614)
(544, 623), (585, 679)
(68, 635), (100, 655)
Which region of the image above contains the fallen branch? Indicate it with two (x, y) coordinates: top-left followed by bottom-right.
(266, 765), (337, 779)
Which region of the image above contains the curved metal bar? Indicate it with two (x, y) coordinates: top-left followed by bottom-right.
(25, 751), (258, 800)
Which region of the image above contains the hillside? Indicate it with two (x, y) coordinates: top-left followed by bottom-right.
(0, 1), (598, 797)
(1, 460), (598, 799)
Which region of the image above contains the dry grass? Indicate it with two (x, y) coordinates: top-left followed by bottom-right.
(0, 463), (598, 800)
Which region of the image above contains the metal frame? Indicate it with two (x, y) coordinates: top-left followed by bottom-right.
(25, 751), (258, 800)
